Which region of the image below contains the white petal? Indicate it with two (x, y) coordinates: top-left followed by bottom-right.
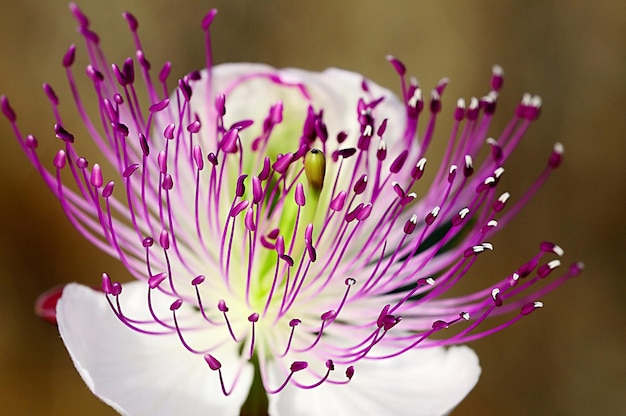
(269, 346), (480, 416)
(57, 283), (253, 416)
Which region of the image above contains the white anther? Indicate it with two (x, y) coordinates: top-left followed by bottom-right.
(487, 219), (498, 228)
(408, 88), (422, 107)
(378, 139), (386, 151)
(472, 245), (485, 253)
(461, 312), (471, 321)
(494, 167), (505, 178)
(469, 97), (479, 110)
(491, 288), (501, 300)
(554, 142), (564, 154)
(425, 277), (435, 285)
(465, 155), (473, 169)
(547, 259), (561, 270)
(407, 192), (417, 199)
(363, 125), (373, 137)
(458, 207), (470, 219)
(456, 98), (466, 109)
(416, 157), (427, 171)
(481, 242), (494, 251)
(409, 214), (418, 224)
(486, 137), (497, 146)
(552, 244), (565, 257)
(498, 192), (510, 203)
(449, 165), (457, 175)
(533, 301), (544, 309)
(521, 93), (532, 105)
(530, 95), (542, 108)
(484, 177), (495, 185)
(431, 206), (440, 217)
(492, 64), (503, 76)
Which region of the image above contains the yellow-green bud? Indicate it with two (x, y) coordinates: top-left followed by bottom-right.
(304, 149), (326, 192)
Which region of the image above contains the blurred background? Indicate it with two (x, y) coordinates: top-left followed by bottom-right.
(0, 0), (623, 414)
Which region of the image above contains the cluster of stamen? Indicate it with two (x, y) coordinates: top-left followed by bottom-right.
(1, 4), (582, 397)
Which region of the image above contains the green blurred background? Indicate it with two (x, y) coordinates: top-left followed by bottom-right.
(0, 0), (624, 414)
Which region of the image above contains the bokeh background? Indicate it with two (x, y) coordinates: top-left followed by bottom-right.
(0, 0), (624, 415)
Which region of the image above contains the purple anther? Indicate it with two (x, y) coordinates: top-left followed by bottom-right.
(416, 277), (434, 287)
(520, 301), (543, 316)
(85, 65), (104, 82)
(452, 208), (470, 226)
(432, 320), (449, 330)
(76, 157), (88, 169)
(491, 65), (504, 91)
(193, 145), (204, 170)
(54, 124), (74, 143)
(148, 272), (167, 289)
(273, 153), (293, 174)
(570, 262), (584, 276)
(305, 224), (314, 242)
(250, 176), (263, 204)
(111, 282), (122, 296)
(137, 50), (150, 70)
(540, 241), (564, 257)
(336, 131), (348, 144)
(376, 304), (391, 328)
(267, 228), (280, 239)
(90, 163), (103, 187)
(101, 273), (114, 294)
(113, 94), (124, 105)
(386, 55), (406, 76)
(207, 153), (218, 166)
(248, 313), (259, 323)
(295, 183), (306, 206)
(346, 366), (355, 380)
(162, 174), (173, 190)
(112, 64), (127, 86)
(123, 12), (139, 31)
(102, 181), (114, 197)
(187, 119), (201, 133)
(493, 192), (510, 212)
(345, 203), (364, 223)
(482, 95), (497, 115)
(305, 239), (317, 262)
(244, 207), (256, 232)
(149, 98), (170, 113)
(111, 122), (129, 136)
(202, 9), (218, 30)
(142, 237), (153, 248)
(321, 310), (336, 321)
(454, 98), (466, 121)
(275, 235), (285, 256)
(377, 140), (387, 161)
(69, 3), (90, 27)
(187, 70), (201, 82)
(229, 200), (249, 218)
(43, 84), (59, 105)
(491, 288), (503, 307)
(356, 203), (372, 221)
(538, 260), (560, 278)
(404, 216), (417, 234)
(159, 229), (170, 250)
(159, 62), (172, 84)
(412, 158), (427, 180)
(467, 97), (479, 121)
(258, 157), (271, 180)
(288, 319), (301, 328)
(191, 275), (205, 286)
(392, 182), (405, 199)
(204, 354), (221, 371)
(220, 129), (239, 153)
(390, 149), (408, 173)
(157, 151), (167, 174)
(290, 361), (308, 372)
(170, 298), (183, 311)
(215, 94), (226, 116)
(447, 165), (457, 183)
(139, 133), (149, 156)
(464, 155), (474, 177)
(425, 206), (440, 225)
(430, 90), (442, 114)
(236, 174), (247, 198)
(548, 143), (564, 168)
(330, 191), (347, 212)
(0, 96), (15, 122)
(62, 44), (76, 68)
(353, 174), (367, 195)
(217, 300), (229, 312)
(336, 148), (356, 160)
(163, 123), (175, 140)
(178, 78), (192, 101)
(345, 277), (356, 286)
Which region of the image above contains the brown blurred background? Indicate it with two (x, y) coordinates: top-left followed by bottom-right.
(0, 0), (624, 414)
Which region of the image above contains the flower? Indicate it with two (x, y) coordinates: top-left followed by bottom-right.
(1, 4), (583, 416)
